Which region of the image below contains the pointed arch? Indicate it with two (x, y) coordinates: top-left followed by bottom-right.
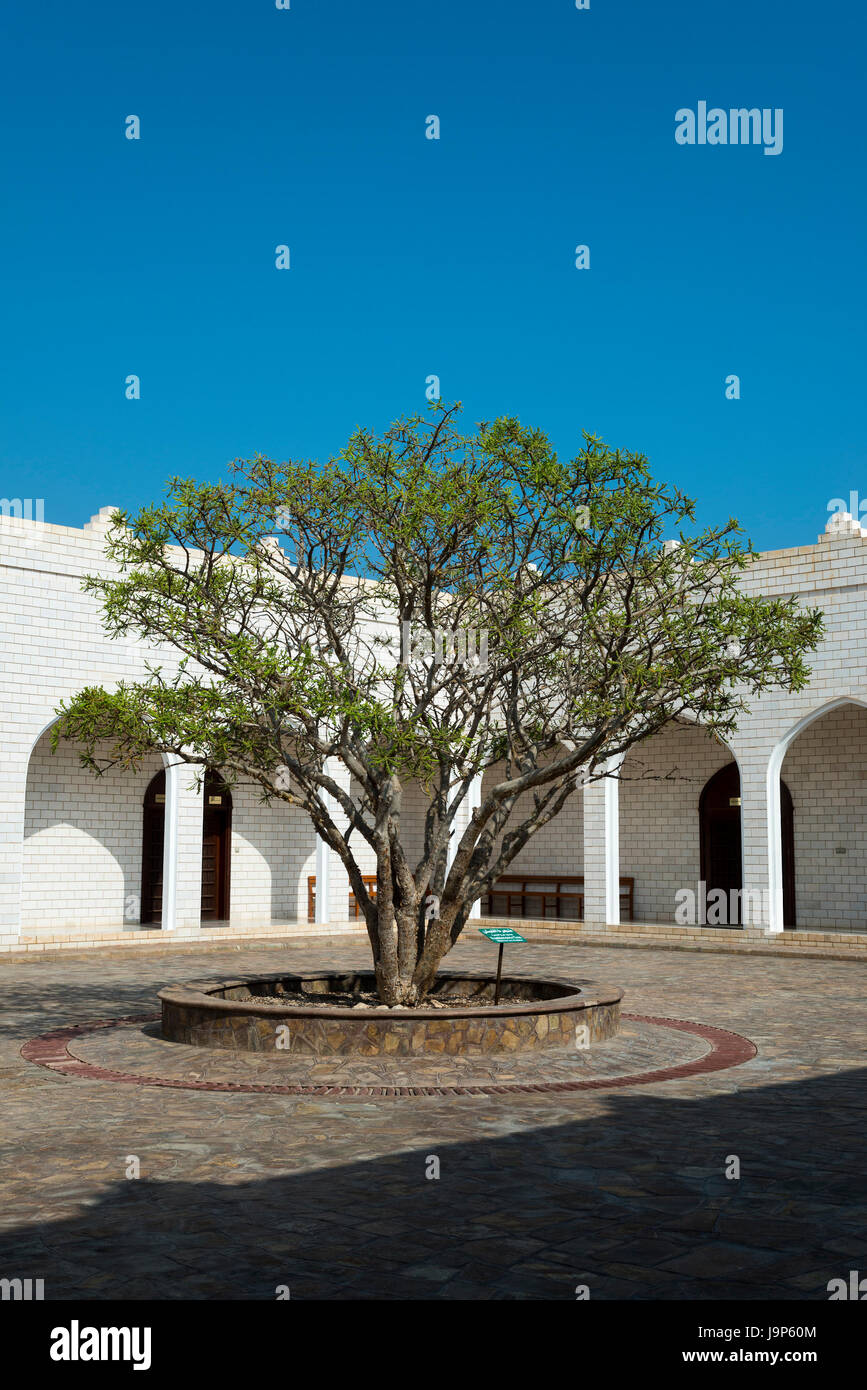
(618, 717), (740, 925)
(766, 696), (867, 932)
(700, 761), (795, 926)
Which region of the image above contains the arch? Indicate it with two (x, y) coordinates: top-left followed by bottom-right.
(26, 713), (176, 777)
(26, 718), (179, 930)
(22, 725), (164, 931)
(27, 714), (62, 758)
(700, 762), (795, 926)
(618, 718), (740, 926)
(772, 695), (867, 763)
(766, 696), (867, 931)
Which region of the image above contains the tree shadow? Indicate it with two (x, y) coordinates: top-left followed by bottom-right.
(1, 1064), (865, 1300)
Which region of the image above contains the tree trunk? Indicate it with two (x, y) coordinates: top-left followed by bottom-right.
(411, 900), (465, 998)
(367, 844), (473, 1005)
(370, 860), (423, 1005)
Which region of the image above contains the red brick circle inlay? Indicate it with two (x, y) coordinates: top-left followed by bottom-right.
(20, 1013), (756, 1097)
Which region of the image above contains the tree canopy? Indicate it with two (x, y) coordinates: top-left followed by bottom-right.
(55, 403), (823, 1003)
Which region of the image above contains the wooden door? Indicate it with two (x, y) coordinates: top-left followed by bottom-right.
(780, 780), (796, 928)
(201, 772), (232, 921)
(142, 768), (233, 924)
(141, 771), (166, 924)
(700, 763), (743, 924)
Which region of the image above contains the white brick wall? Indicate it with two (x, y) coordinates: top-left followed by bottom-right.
(729, 531), (867, 927)
(481, 759), (584, 875)
(230, 779), (315, 923)
(4, 507), (867, 937)
(618, 721), (733, 924)
(782, 704), (867, 928)
(22, 733), (163, 929)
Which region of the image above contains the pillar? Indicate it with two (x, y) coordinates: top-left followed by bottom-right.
(739, 751), (780, 931)
(466, 773), (484, 919)
(582, 758), (622, 925)
(314, 759), (352, 924)
(161, 759), (204, 930)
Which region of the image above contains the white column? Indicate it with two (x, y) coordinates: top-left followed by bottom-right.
(0, 740), (29, 945)
(467, 773), (484, 919)
(731, 753), (776, 930)
(315, 758), (351, 924)
(446, 794), (462, 876)
(446, 776), (476, 874)
(746, 751), (782, 931)
(314, 829), (331, 924)
(161, 759), (203, 931)
(582, 759), (622, 926)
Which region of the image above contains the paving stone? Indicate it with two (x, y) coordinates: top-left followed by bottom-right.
(1, 934), (865, 1300)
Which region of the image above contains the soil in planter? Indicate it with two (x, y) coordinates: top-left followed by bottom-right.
(247, 989), (538, 1010)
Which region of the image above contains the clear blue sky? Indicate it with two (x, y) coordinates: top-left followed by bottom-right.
(1, 0), (864, 552)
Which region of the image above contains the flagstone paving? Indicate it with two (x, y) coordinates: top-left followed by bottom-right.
(24, 1012), (727, 1093)
(1, 935), (866, 1300)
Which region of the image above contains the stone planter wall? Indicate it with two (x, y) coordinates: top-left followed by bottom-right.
(159, 971), (623, 1057)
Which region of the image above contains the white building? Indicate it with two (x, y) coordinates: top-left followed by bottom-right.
(2, 506), (867, 952)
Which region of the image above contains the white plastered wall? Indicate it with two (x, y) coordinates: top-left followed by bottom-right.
(22, 733), (164, 930)
(618, 721), (734, 925)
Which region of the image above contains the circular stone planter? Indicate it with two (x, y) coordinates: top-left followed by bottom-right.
(158, 970), (623, 1057)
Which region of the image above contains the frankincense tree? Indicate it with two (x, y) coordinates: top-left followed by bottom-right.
(56, 403), (822, 1003)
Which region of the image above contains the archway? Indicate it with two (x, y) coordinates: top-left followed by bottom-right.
(23, 725), (163, 931)
(775, 699), (867, 931)
(618, 719), (737, 924)
(141, 770), (232, 924)
(700, 763), (795, 927)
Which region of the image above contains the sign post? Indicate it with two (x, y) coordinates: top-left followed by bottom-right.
(478, 926), (526, 1005)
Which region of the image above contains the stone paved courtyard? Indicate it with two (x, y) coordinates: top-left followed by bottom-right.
(1, 934), (866, 1300)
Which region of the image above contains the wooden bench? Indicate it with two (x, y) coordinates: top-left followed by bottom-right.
(483, 873), (634, 922)
(306, 871), (635, 923)
(308, 874), (377, 922)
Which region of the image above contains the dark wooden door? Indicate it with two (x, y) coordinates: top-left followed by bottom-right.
(141, 768), (233, 925)
(780, 780), (796, 928)
(700, 763), (742, 923)
(201, 772), (232, 921)
(700, 763), (796, 927)
(141, 771), (166, 924)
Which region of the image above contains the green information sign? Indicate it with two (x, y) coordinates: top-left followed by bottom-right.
(478, 927), (526, 944)
(479, 926), (526, 1002)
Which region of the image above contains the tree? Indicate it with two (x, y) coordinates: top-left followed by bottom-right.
(55, 403), (822, 1004)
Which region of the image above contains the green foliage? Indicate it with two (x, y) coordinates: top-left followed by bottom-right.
(55, 402), (823, 1001)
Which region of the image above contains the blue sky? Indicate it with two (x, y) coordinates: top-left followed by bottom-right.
(1, 0), (864, 552)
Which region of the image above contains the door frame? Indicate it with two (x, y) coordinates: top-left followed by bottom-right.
(201, 771), (232, 922)
(140, 769), (167, 924)
(779, 779), (796, 929)
(141, 768), (233, 924)
(699, 763), (796, 928)
(699, 763), (742, 924)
